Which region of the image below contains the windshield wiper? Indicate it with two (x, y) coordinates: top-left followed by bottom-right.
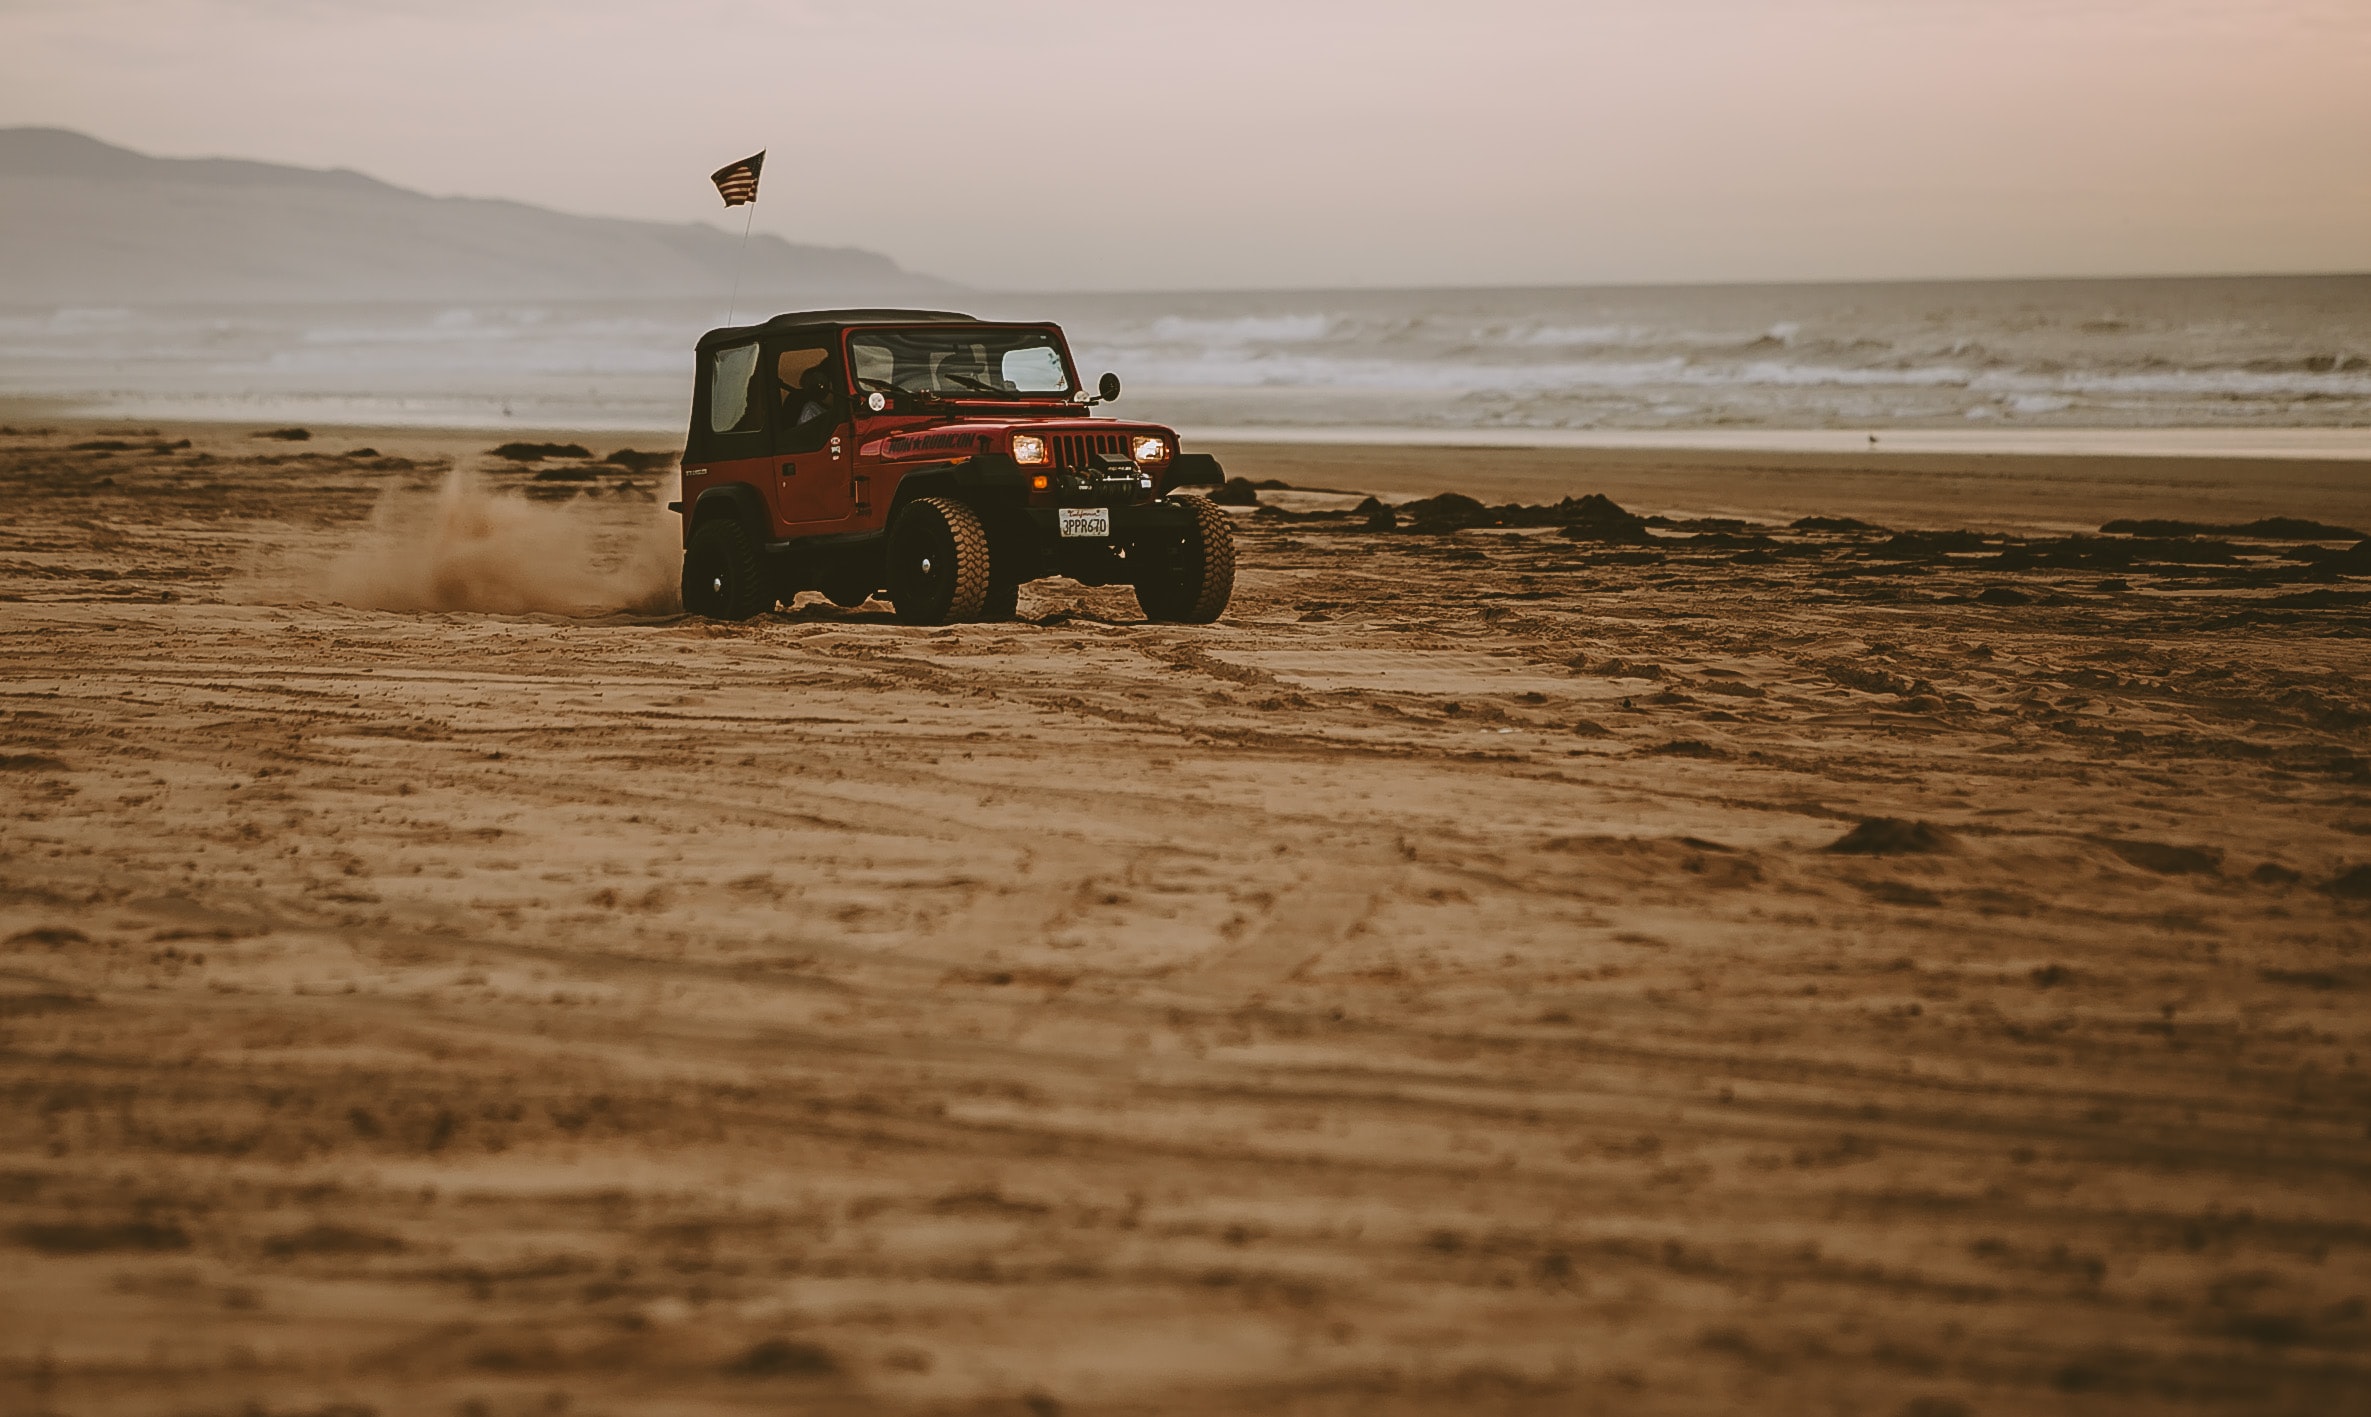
(859, 374), (1072, 403)
(856, 376), (944, 406)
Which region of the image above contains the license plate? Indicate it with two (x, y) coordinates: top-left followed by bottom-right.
(1058, 507), (1111, 539)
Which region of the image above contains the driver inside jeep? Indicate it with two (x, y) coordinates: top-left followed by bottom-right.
(775, 348), (842, 451)
(792, 364), (840, 428)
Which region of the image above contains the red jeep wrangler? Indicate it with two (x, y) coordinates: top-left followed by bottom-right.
(674, 308), (1235, 624)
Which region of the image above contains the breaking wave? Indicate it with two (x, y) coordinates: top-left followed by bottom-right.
(9, 276), (2368, 433)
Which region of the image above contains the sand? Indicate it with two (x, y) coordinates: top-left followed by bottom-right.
(1206, 439), (2371, 534)
(2, 423), (2368, 1416)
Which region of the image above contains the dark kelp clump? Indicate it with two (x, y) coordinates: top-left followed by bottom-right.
(1827, 818), (1957, 855)
(490, 441), (593, 462)
(1393, 492), (1649, 541)
(2101, 516), (2363, 541)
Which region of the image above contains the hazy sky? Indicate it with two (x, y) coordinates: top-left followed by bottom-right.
(4, 0), (2367, 290)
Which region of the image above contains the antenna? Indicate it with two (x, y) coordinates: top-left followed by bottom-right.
(726, 201), (755, 327)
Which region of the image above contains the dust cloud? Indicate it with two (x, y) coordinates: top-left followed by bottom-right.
(317, 467), (680, 616)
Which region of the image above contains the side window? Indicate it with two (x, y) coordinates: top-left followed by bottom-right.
(1001, 344), (1069, 392)
(777, 347), (830, 393)
(775, 346), (840, 453)
(708, 342), (764, 434)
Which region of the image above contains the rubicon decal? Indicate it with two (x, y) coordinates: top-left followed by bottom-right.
(886, 431), (994, 457)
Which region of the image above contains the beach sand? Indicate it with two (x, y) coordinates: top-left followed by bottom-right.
(3, 423), (2368, 1415)
(1209, 438), (2371, 534)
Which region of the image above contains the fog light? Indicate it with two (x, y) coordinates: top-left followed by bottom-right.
(1031, 473), (1050, 490)
(1131, 435), (1169, 462)
(1013, 434), (1049, 465)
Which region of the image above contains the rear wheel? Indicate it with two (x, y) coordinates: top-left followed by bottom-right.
(886, 497), (993, 625)
(1133, 495), (1235, 623)
(681, 520), (772, 620)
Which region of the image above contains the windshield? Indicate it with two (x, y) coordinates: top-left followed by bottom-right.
(847, 326), (1076, 399)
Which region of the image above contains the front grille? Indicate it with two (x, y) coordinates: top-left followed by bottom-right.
(1050, 432), (1129, 469)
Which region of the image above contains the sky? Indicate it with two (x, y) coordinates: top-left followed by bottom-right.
(3, 0), (2367, 291)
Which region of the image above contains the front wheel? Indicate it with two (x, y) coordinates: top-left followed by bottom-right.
(1133, 496), (1235, 623)
(886, 497), (993, 625)
(681, 520), (773, 620)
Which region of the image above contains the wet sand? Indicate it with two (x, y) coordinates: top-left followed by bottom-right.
(1206, 439), (2371, 534)
(3, 423), (2368, 1415)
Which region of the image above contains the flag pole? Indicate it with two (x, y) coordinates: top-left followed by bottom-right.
(725, 201), (755, 327)
(710, 150), (766, 326)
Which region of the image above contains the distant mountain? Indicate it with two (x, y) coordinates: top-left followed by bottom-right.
(0, 128), (954, 305)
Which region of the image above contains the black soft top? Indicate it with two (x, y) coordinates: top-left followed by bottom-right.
(695, 308), (980, 351)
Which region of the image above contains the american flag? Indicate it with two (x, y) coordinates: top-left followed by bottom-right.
(710, 151), (764, 207)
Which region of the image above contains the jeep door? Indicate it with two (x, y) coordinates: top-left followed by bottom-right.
(769, 340), (853, 529)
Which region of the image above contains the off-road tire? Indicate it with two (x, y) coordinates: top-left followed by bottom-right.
(979, 580), (1021, 621)
(1134, 495), (1235, 623)
(681, 520), (773, 621)
(887, 497), (993, 625)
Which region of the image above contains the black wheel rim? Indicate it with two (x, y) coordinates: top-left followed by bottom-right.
(686, 553), (721, 615)
(894, 518), (955, 618)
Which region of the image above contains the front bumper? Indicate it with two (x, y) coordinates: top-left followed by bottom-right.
(1019, 497), (1197, 544)
(995, 496), (1204, 586)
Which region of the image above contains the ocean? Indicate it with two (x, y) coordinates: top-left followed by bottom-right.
(4, 275), (2366, 451)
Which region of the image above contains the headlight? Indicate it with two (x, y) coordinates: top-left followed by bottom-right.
(1131, 435), (1170, 462)
(1012, 434), (1049, 466)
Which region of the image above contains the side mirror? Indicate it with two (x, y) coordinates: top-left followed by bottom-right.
(1098, 371), (1122, 402)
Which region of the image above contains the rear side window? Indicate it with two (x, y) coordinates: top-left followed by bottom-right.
(708, 342), (764, 434)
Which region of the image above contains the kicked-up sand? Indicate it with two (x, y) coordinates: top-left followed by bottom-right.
(2, 423), (2368, 1415)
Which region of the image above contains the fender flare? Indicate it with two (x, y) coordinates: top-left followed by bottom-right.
(1169, 452), (1224, 487)
(882, 453), (1032, 526)
(950, 452), (1031, 491)
(687, 483), (770, 546)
